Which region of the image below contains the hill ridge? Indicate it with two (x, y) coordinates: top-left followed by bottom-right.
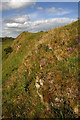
(2, 20), (80, 118)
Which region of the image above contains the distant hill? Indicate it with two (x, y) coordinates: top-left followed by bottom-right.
(2, 37), (15, 42)
(2, 20), (80, 119)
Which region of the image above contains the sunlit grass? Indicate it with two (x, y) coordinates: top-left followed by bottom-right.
(2, 20), (80, 118)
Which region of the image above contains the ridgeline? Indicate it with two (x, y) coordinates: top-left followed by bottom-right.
(2, 20), (80, 118)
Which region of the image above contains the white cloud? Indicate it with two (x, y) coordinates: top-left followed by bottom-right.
(1, 0), (80, 2)
(2, 0), (35, 10)
(6, 23), (20, 27)
(58, 8), (63, 10)
(37, 7), (43, 10)
(3, 14), (30, 24)
(46, 7), (56, 13)
(13, 15), (30, 23)
(28, 18), (75, 32)
(2, 16), (76, 37)
(46, 7), (71, 16)
(56, 11), (71, 16)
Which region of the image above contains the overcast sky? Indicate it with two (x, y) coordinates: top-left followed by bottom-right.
(0, 0), (79, 37)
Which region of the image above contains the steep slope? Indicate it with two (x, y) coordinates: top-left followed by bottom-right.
(2, 20), (80, 118)
(2, 37), (15, 61)
(2, 32), (44, 83)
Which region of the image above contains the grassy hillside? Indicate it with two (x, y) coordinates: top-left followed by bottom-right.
(2, 20), (80, 118)
(2, 37), (15, 61)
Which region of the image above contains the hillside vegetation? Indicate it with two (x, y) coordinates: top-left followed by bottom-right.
(2, 20), (80, 118)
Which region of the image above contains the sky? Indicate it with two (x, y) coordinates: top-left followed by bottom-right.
(0, 0), (79, 38)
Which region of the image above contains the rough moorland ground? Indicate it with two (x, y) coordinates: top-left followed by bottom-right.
(2, 20), (80, 118)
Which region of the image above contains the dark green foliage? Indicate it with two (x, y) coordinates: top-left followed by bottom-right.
(2, 37), (15, 42)
(4, 46), (13, 54)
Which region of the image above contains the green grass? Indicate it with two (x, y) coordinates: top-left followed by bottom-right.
(2, 39), (14, 61)
(2, 20), (80, 119)
(2, 32), (44, 83)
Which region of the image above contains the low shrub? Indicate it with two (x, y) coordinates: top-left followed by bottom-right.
(4, 46), (13, 54)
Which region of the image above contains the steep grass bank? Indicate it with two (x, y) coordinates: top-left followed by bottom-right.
(2, 20), (80, 118)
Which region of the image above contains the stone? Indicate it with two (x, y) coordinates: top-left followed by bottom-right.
(35, 83), (40, 89)
(40, 79), (43, 86)
(55, 97), (59, 102)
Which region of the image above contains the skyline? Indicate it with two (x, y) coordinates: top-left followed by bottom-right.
(0, 1), (79, 37)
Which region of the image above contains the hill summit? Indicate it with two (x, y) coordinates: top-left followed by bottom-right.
(2, 20), (80, 118)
